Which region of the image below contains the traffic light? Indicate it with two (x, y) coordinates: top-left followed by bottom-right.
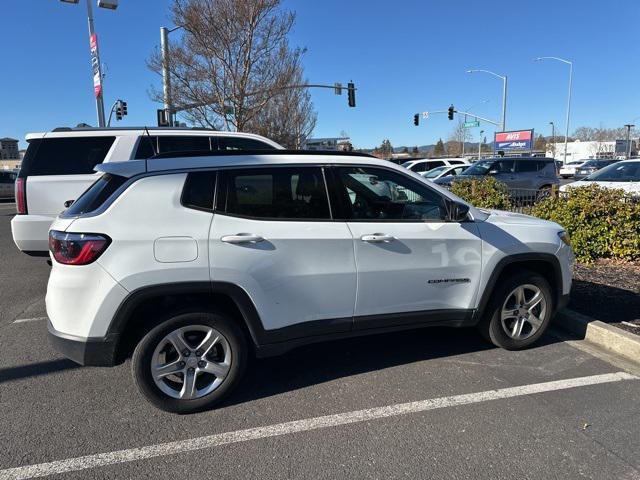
(448, 104), (454, 120)
(115, 100), (128, 121)
(413, 114), (419, 126)
(347, 82), (356, 107)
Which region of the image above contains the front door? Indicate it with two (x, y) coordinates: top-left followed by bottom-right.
(209, 166), (357, 335)
(330, 166), (482, 328)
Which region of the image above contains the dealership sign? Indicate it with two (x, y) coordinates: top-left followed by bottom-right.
(89, 34), (102, 98)
(494, 129), (534, 151)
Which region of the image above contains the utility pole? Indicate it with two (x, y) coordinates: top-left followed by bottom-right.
(624, 124), (635, 159)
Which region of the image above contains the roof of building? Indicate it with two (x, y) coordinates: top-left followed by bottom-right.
(0, 138), (19, 142)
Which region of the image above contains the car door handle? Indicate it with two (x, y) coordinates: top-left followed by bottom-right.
(221, 233), (264, 244)
(361, 233), (395, 243)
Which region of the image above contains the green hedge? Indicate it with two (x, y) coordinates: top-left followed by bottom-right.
(449, 178), (640, 263)
(449, 177), (511, 210)
(533, 185), (640, 263)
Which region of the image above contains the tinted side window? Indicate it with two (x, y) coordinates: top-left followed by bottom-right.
(335, 167), (447, 221)
(516, 160), (538, 172)
(181, 171), (216, 211)
(493, 160), (515, 173)
(159, 136), (211, 154)
(221, 167), (330, 220)
(220, 137), (276, 151)
(65, 173), (127, 216)
(0, 172), (16, 183)
(19, 137), (115, 177)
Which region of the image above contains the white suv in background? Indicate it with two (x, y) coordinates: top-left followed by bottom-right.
(11, 127), (281, 254)
(46, 150), (573, 413)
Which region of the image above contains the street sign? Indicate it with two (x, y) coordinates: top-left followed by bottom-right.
(422, 112), (429, 119)
(494, 129), (534, 152)
(463, 121), (480, 128)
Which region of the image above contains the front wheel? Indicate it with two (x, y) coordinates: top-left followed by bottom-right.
(132, 311), (248, 414)
(478, 272), (554, 350)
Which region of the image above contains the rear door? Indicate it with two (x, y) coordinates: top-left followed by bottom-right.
(330, 166), (482, 327)
(20, 136), (115, 215)
(209, 166), (357, 335)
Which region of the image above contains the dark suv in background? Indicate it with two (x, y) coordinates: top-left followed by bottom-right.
(573, 159), (619, 180)
(435, 157), (559, 199)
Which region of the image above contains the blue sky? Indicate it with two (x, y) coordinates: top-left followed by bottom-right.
(1, 0), (639, 149)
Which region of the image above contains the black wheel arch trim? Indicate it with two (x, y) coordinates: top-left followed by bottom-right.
(473, 252), (563, 322)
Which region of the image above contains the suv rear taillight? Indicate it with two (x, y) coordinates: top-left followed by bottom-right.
(16, 177), (27, 214)
(48, 230), (111, 265)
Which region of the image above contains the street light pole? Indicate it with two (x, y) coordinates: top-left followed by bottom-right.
(624, 124), (635, 159)
(160, 27), (173, 127)
(466, 69), (507, 131)
(85, 0), (106, 127)
(478, 130), (484, 159)
(535, 57), (573, 165)
(549, 122), (555, 157)
(60, 0), (118, 127)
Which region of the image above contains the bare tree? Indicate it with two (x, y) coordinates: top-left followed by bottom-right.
(247, 61), (316, 148)
(148, 0), (315, 135)
(446, 120), (471, 155)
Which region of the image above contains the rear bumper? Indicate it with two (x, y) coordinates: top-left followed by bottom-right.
(48, 320), (119, 366)
(11, 214), (55, 253)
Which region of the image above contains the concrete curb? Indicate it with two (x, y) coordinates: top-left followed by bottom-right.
(556, 309), (640, 364)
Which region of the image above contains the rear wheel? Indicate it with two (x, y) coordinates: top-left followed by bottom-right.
(478, 272), (554, 350)
(132, 311), (247, 414)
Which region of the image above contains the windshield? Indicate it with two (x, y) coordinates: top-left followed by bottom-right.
(462, 160), (494, 176)
(423, 166), (449, 178)
(567, 161), (584, 166)
(400, 161), (414, 168)
(585, 162), (640, 182)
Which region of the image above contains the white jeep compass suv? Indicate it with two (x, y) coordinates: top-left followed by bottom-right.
(46, 150), (573, 413)
(12, 127), (281, 254)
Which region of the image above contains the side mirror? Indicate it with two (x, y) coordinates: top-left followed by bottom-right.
(64, 200), (75, 208)
(448, 200), (470, 222)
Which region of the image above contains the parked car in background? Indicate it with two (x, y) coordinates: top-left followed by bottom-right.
(560, 160), (640, 196)
(401, 157), (470, 174)
(558, 160), (586, 179)
(11, 127), (282, 255)
(420, 164), (468, 181)
(573, 159), (618, 180)
(0, 170), (17, 199)
(45, 150), (573, 413)
(435, 157), (559, 199)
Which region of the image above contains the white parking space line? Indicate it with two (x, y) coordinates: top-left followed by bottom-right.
(0, 372), (635, 480)
(13, 317), (47, 324)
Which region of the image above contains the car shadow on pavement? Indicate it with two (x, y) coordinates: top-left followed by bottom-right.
(222, 326), (562, 408)
(0, 359), (79, 384)
(569, 279), (640, 324)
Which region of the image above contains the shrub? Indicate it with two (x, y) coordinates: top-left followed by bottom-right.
(449, 176), (512, 210)
(533, 185), (640, 263)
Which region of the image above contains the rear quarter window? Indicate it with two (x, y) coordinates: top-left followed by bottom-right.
(19, 137), (115, 177)
(64, 173), (127, 216)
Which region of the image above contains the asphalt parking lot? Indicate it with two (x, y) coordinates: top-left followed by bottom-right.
(1, 199), (639, 480)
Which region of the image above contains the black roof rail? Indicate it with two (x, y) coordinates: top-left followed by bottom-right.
(52, 127), (73, 132)
(149, 149), (377, 160)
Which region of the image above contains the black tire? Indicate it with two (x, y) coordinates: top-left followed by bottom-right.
(478, 271), (554, 350)
(132, 311), (247, 414)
